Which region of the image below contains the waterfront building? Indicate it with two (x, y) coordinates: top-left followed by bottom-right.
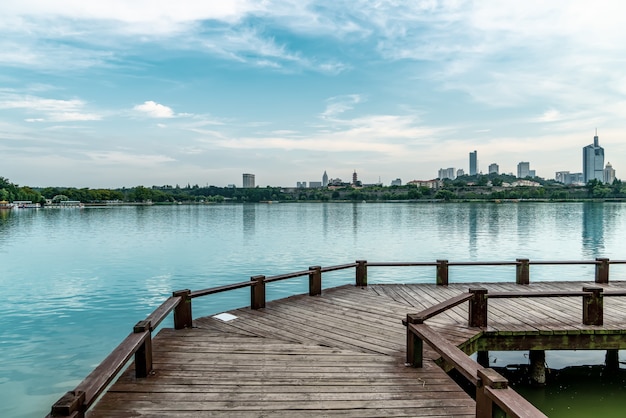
(469, 151), (477, 176)
(604, 162), (616, 184)
(309, 181), (322, 188)
(390, 178), (402, 186)
(456, 169), (465, 177)
(406, 179), (442, 189)
(488, 163), (499, 175)
(322, 171), (329, 187)
(296, 181), (307, 188)
(583, 131), (605, 183)
(352, 170), (358, 186)
(242, 173), (255, 188)
(517, 162), (530, 179)
(438, 167), (456, 180)
(555, 171), (584, 185)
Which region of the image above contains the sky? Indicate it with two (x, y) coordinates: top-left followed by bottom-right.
(1, 0), (626, 188)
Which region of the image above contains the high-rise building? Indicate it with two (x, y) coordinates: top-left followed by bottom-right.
(469, 151), (478, 176)
(391, 178), (402, 186)
(583, 131), (605, 183)
(517, 162), (530, 179)
(242, 173), (255, 188)
(456, 169), (465, 177)
(604, 162), (616, 184)
(322, 171), (328, 187)
(488, 163), (499, 175)
(438, 167), (456, 180)
(352, 170), (358, 185)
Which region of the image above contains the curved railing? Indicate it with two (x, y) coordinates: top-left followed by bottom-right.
(47, 258), (626, 417)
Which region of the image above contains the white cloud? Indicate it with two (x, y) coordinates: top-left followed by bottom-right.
(133, 101), (175, 118)
(536, 109), (562, 123)
(86, 150), (175, 165)
(320, 94), (363, 119)
(0, 92), (101, 122)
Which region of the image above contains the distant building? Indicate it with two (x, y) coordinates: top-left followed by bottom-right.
(488, 163), (499, 175)
(407, 179), (442, 189)
(322, 170), (329, 187)
(556, 171), (584, 185)
(309, 181), (322, 188)
(296, 181), (307, 188)
(227, 184), (236, 188)
(456, 169), (465, 177)
(583, 131), (605, 183)
(469, 150), (478, 176)
(242, 173), (255, 188)
(438, 167), (456, 180)
(352, 170), (358, 186)
(604, 162), (616, 184)
(529, 170), (536, 178)
(391, 178), (402, 186)
(517, 162), (530, 179)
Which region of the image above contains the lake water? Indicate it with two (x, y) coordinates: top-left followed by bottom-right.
(1, 202), (625, 417)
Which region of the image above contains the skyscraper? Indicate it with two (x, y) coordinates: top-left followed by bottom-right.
(242, 173), (255, 188)
(583, 131), (605, 183)
(322, 171), (328, 187)
(517, 162), (530, 178)
(488, 163), (499, 175)
(469, 151), (477, 176)
(604, 162), (616, 184)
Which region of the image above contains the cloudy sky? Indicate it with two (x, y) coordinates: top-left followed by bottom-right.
(1, 1), (626, 188)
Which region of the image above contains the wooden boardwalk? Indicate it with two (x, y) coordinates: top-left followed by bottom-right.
(88, 281), (626, 417)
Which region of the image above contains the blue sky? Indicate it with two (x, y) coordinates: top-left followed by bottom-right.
(1, 0), (625, 188)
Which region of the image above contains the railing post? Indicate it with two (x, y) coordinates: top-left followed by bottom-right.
(133, 320), (152, 378)
(583, 286), (603, 325)
(476, 368), (508, 418)
(49, 390), (86, 418)
(436, 259), (448, 286)
(469, 287), (488, 327)
(172, 289), (192, 329)
(405, 314), (423, 367)
(251, 275), (266, 309)
(595, 257), (610, 284)
(516, 258), (530, 285)
(309, 266), (322, 296)
(356, 260), (367, 287)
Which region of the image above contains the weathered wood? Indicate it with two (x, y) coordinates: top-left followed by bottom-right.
(596, 257), (610, 283)
(355, 260), (367, 286)
(410, 293), (472, 323)
(469, 287), (488, 327)
(172, 289), (192, 329)
(516, 258), (530, 285)
(133, 320), (152, 378)
(309, 266), (321, 296)
(583, 286), (603, 325)
(145, 296), (180, 331)
(436, 259), (448, 286)
(250, 275), (266, 309)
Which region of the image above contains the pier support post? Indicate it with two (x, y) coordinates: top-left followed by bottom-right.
(529, 350), (546, 386)
(309, 266), (322, 296)
(405, 314), (423, 367)
(595, 257), (610, 284)
(477, 351), (490, 368)
(436, 259), (448, 286)
(134, 320), (152, 378)
(251, 275), (266, 309)
(469, 287), (488, 328)
(583, 286), (603, 325)
(606, 349), (619, 373)
(516, 258), (530, 285)
(172, 289), (192, 329)
(356, 260), (367, 287)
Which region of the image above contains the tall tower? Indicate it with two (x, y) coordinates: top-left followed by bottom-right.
(604, 162), (616, 184)
(322, 170), (328, 187)
(352, 170), (358, 185)
(583, 130), (605, 183)
(242, 173), (255, 188)
(469, 151), (477, 176)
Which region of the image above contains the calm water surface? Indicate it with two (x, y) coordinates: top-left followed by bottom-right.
(1, 202), (625, 417)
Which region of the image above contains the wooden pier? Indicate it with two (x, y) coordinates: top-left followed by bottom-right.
(48, 259), (626, 417)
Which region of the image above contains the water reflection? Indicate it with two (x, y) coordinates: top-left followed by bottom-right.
(243, 204), (255, 235)
(582, 203), (604, 258)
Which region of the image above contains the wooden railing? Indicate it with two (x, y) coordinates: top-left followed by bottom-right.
(404, 285), (626, 418)
(48, 258), (626, 417)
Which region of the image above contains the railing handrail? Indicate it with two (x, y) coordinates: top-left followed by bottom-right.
(49, 258), (626, 417)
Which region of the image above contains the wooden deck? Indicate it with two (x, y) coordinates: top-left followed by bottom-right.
(87, 281), (626, 417)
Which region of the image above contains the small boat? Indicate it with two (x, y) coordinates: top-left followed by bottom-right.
(0, 201), (13, 209)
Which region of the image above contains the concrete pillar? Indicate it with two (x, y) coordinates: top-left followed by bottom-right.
(529, 350), (546, 386)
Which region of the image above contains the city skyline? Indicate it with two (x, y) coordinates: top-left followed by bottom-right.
(2, 2), (626, 188)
